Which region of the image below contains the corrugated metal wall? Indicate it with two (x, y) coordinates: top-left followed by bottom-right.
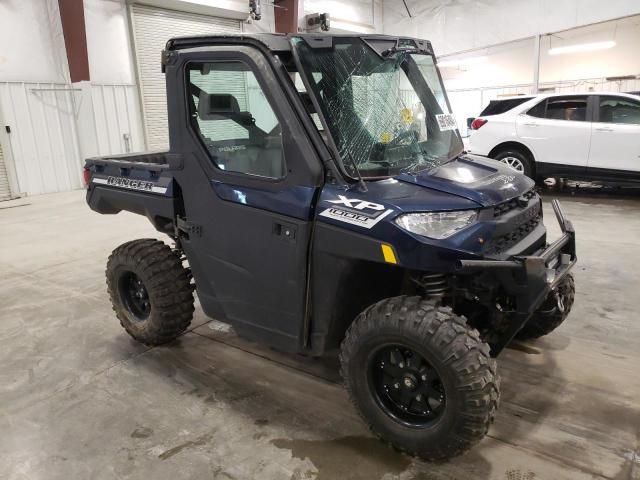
(130, 4), (242, 150)
(0, 142), (10, 200)
(0, 82), (81, 195)
(89, 84), (145, 156)
(0, 82), (144, 196)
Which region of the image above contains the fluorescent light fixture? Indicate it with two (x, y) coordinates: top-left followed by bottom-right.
(548, 41), (616, 55)
(437, 56), (487, 68)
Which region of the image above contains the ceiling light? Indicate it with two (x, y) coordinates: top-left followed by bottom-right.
(548, 41), (616, 55)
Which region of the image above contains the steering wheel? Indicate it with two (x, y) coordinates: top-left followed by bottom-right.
(388, 129), (418, 146)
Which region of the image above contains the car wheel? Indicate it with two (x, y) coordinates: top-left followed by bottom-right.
(493, 150), (534, 178)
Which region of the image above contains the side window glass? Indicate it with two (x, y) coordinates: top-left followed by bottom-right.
(544, 96), (588, 122)
(599, 96), (640, 125)
(527, 100), (546, 118)
(188, 61), (285, 179)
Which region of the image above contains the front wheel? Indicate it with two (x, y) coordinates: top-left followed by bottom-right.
(340, 297), (499, 461)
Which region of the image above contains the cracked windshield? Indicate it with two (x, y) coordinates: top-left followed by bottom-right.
(294, 37), (463, 178)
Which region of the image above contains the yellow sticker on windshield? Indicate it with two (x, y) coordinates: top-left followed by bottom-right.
(380, 132), (392, 144)
(401, 108), (414, 124)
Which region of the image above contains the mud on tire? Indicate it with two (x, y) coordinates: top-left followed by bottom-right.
(106, 239), (195, 346)
(517, 273), (575, 341)
(340, 296), (499, 462)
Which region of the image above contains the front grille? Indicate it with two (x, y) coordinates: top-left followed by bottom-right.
(493, 188), (536, 218)
(486, 214), (542, 254)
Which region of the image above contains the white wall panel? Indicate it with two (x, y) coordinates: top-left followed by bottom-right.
(438, 14), (640, 122)
(0, 82), (145, 196)
(304, 0), (382, 32)
(0, 0), (69, 83)
(539, 18), (640, 82)
(0, 143), (11, 200)
(84, 0), (137, 84)
(0, 83), (81, 195)
(383, 0), (640, 56)
(89, 84), (146, 156)
(440, 38), (536, 90)
(130, 4), (242, 151)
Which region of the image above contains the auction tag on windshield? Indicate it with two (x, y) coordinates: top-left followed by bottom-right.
(435, 113), (458, 131)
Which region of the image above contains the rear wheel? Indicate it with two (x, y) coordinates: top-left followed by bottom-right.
(106, 239), (194, 346)
(517, 274), (575, 340)
(493, 149), (534, 178)
(340, 296), (499, 461)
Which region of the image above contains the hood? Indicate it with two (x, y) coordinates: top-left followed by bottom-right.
(396, 154), (535, 207)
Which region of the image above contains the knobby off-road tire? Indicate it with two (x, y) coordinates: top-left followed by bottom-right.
(516, 273), (575, 341)
(106, 239), (194, 346)
(340, 296), (499, 461)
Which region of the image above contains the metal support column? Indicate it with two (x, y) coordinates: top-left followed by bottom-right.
(275, 0), (299, 34)
(57, 0), (90, 83)
(532, 34), (541, 94)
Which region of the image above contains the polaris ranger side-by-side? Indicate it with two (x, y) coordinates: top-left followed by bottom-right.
(85, 34), (576, 461)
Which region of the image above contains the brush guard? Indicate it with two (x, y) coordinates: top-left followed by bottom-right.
(456, 200), (576, 356)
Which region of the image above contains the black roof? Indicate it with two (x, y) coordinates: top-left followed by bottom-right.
(166, 33), (291, 52)
(165, 33), (434, 56)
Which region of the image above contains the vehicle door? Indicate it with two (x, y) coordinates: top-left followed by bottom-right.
(515, 95), (592, 174)
(166, 45), (324, 351)
(588, 95), (640, 179)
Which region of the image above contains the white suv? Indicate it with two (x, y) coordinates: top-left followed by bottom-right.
(468, 92), (640, 182)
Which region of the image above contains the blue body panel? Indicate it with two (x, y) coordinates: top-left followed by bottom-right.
(315, 156), (541, 272)
(171, 153), (542, 273)
(397, 154), (535, 207)
(211, 180), (317, 220)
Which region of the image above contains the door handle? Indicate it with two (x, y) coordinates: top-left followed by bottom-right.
(595, 127), (614, 132)
(523, 122), (538, 127)
(273, 222), (297, 242)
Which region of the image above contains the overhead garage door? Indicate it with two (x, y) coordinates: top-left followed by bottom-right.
(130, 4), (242, 151)
(0, 142), (11, 201)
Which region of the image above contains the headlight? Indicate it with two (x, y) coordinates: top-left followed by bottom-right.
(395, 210), (478, 239)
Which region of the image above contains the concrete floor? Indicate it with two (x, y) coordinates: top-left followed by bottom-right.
(1, 188), (639, 480)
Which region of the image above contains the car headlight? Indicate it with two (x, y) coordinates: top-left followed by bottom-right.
(395, 210), (478, 239)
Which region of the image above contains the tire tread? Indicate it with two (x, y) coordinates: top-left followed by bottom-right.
(340, 296), (499, 461)
(106, 238), (194, 346)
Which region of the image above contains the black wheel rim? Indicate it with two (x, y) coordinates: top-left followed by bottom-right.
(367, 344), (446, 428)
(118, 271), (151, 321)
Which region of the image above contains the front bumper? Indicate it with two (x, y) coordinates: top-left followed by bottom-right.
(457, 200), (576, 355)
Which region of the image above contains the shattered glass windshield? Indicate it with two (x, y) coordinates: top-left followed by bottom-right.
(293, 37), (464, 178)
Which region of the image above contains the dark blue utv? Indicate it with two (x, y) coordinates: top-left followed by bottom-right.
(85, 34), (576, 461)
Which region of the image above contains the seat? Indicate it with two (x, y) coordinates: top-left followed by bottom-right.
(197, 92), (284, 178)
